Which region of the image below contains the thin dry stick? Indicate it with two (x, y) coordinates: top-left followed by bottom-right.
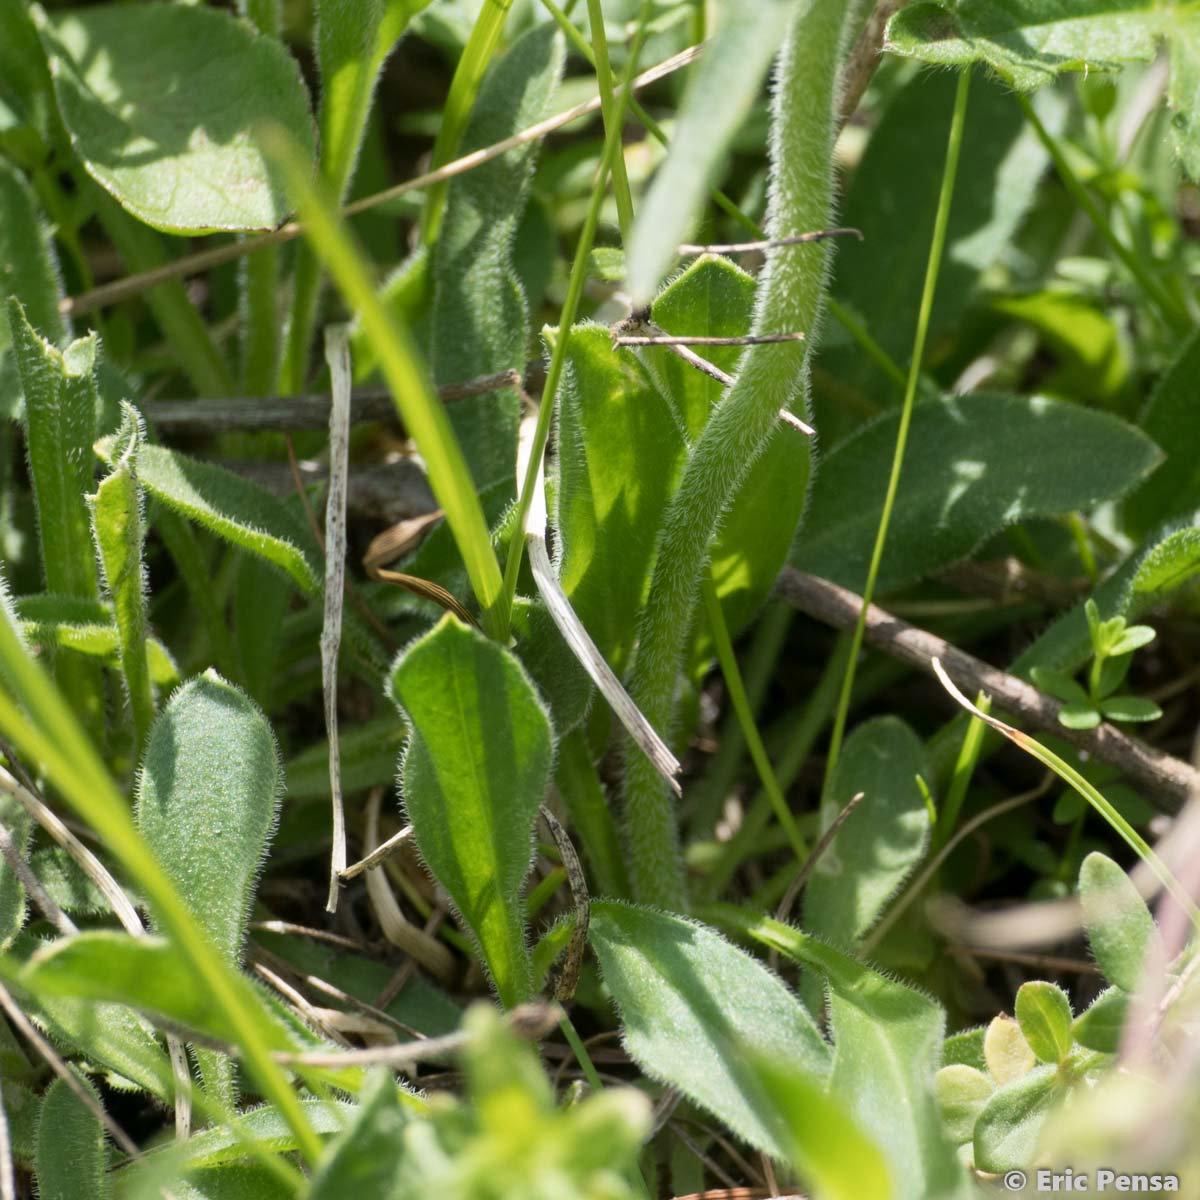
(251, 961), (352, 1048)
(273, 1002), (559, 1069)
(862, 780), (1050, 954)
(613, 331), (805, 347)
(0, 1076), (13, 1200)
(323, 326), (352, 913)
(61, 45), (705, 318)
(950, 946), (1101, 976)
(678, 227), (862, 254)
(0, 982), (141, 1159)
(773, 567), (1200, 812)
(540, 807), (588, 1004)
(838, 0), (905, 129)
(517, 417), (681, 793)
(0, 764), (193, 1137)
(361, 788), (456, 982)
(143, 368), (528, 436)
(774, 790), (865, 925)
(338, 824), (414, 882)
(248, 919), (366, 952)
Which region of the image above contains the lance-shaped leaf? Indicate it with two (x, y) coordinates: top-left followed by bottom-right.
(589, 902), (830, 1162)
(389, 616), (553, 1007)
(1079, 851), (1164, 992)
(136, 671), (283, 1099)
(308, 1070), (408, 1199)
(16, 593), (178, 688)
(805, 717), (932, 949)
(7, 300), (97, 600)
(89, 405), (155, 753)
(0, 161), (68, 421)
(886, 3), (1200, 178)
(36, 2), (315, 233)
(717, 910), (966, 1200)
(628, 0), (797, 303)
(96, 440), (322, 597)
(430, 23), (564, 500)
(36, 1073), (110, 1200)
(795, 393), (1162, 594)
(0, 793), (32, 951)
(973, 1065), (1062, 1174)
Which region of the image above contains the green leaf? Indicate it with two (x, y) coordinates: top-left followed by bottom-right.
(285, 716), (405, 801)
(8, 301), (98, 601)
(30, 848), (112, 917)
(554, 325), (684, 676)
(389, 616), (553, 1007)
(431, 23), (564, 500)
(0, 160), (68, 421)
(1058, 701), (1102, 730)
(972, 1065), (1061, 1174)
(136, 670), (282, 1101)
(139, 1100), (355, 1170)
(1107, 624), (1157, 656)
(1080, 851), (1164, 991)
(747, 1054), (893, 1200)
(89, 406), (155, 752)
(824, 70), (1062, 410)
(16, 593), (178, 688)
(589, 902), (830, 1162)
(805, 717), (932, 948)
(315, 0), (431, 200)
(1030, 667), (1088, 705)
(1125, 332), (1200, 534)
(795, 393), (1162, 593)
(308, 1070), (408, 1199)
(934, 1064), (993, 1146)
(1072, 987), (1128, 1054)
(98, 441), (322, 597)
(983, 1014), (1036, 1085)
(1015, 981), (1073, 1065)
(715, 909), (965, 1200)
(37, 3), (315, 233)
(0, 791), (32, 951)
(1095, 651), (1133, 700)
(36, 1073), (109, 1200)
(626, 0), (795, 302)
(1098, 695), (1162, 723)
(886, 3), (1163, 89)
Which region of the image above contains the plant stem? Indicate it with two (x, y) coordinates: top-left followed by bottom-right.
(935, 691), (989, 851)
(584, 0), (635, 240)
(700, 576), (807, 863)
(823, 67), (971, 792)
(1016, 93), (1190, 335)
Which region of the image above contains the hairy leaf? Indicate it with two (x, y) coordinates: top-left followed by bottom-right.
(627, 0), (795, 303)
(0, 161), (67, 421)
(136, 671), (282, 1100)
(308, 1071), (408, 1198)
(89, 407), (154, 751)
(36, 1073), (109, 1200)
(0, 792), (32, 951)
(97, 441), (322, 597)
(805, 716), (931, 949)
(430, 23), (564, 499)
(390, 616), (553, 1007)
(973, 1065), (1061, 1174)
(1125, 331), (1200, 535)
(795, 393), (1162, 593)
(37, 3), (315, 232)
(1071, 987), (1128, 1053)
(555, 325), (683, 676)
(1015, 981), (1073, 1065)
(886, 2), (1200, 177)
(589, 902), (829, 1161)
(721, 910), (965, 1200)
(1079, 851), (1163, 992)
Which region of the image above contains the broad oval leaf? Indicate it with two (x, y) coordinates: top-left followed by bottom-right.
(973, 1064), (1061, 1174)
(1079, 851), (1164, 992)
(935, 1064), (993, 1146)
(795, 393), (1162, 593)
(136, 671), (282, 967)
(805, 716), (932, 948)
(36, 1074), (109, 1200)
(589, 901), (830, 1162)
(37, 2), (315, 233)
(1015, 981), (1073, 1065)
(390, 615), (553, 1008)
(1071, 987), (1128, 1053)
